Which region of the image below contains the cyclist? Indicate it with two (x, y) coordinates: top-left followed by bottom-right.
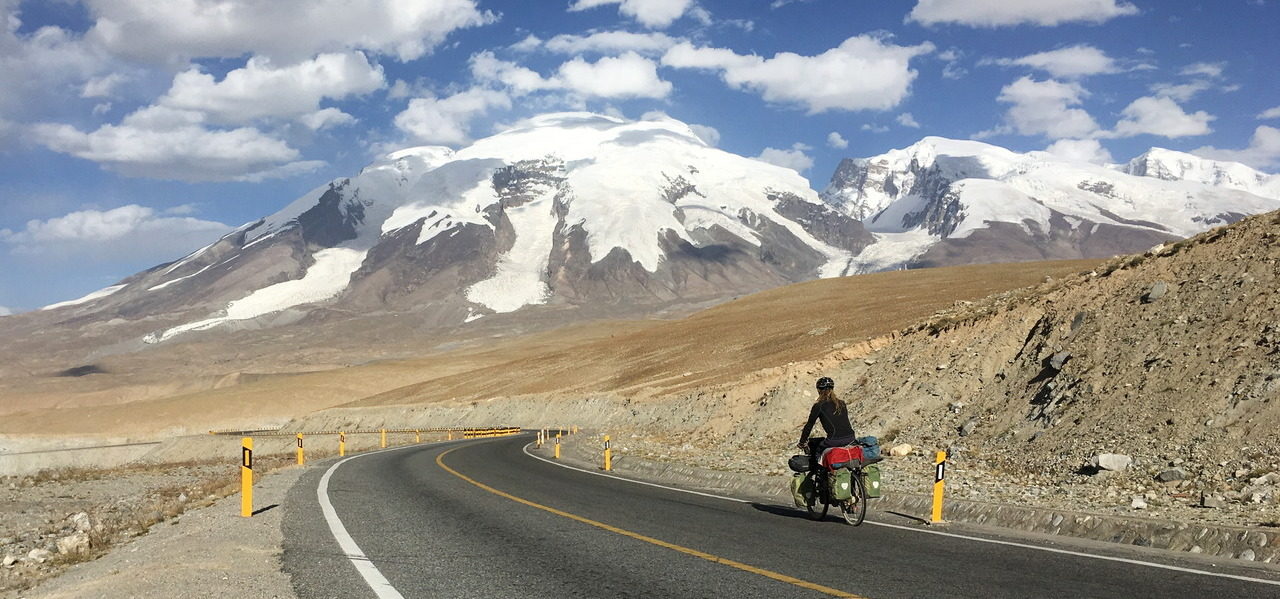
(797, 377), (857, 467)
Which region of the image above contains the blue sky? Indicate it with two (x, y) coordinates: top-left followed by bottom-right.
(1, 0), (1278, 312)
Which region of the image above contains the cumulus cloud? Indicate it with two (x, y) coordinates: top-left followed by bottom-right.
(1107, 96), (1214, 138)
(82, 0), (494, 63)
(568, 0), (698, 28)
(394, 88), (512, 146)
(158, 52), (385, 125)
(558, 52), (672, 99)
(32, 105), (320, 182)
(896, 113), (921, 128)
(662, 35), (934, 113)
(521, 31), (680, 56)
(689, 123), (721, 146)
(827, 132), (849, 149)
(1043, 138), (1113, 164)
(0, 12), (114, 120)
(1180, 62), (1226, 78)
(472, 51), (671, 100)
(988, 76), (1100, 139)
(1192, 126), (1280, 170)
(908, 0), (1138, 27)
(1, 204), (233, 259)
(985, 44), (1120, 78)
(1260, 106), (1280, 120)
(754, 143), (813, 173)
(861, 123), (889, 133)
(81, 73), (126, 98)
(1149, 80), (1212, 102)
(299, 108), (356, 130)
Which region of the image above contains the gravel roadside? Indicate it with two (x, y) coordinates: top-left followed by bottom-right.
(3, 467), (302, 599)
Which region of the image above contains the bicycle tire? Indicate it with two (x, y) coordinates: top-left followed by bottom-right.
(841, 468), (867, 526)
(805, 472), (829, 521)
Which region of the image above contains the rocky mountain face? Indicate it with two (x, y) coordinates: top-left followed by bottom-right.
(821, 138), (1280, 271)
(25, 113), (873, 346)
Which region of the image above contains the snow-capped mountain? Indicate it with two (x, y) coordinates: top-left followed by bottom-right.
(47, 113), (872, 342)
(821, 137), (1280, 271)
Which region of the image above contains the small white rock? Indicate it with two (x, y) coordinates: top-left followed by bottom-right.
(1130, 496), (1147, 510)
(27, 548), (52, 563)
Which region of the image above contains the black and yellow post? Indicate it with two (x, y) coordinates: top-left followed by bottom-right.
(554, 432), (561, 459)
(296, 433), (305, 466)
(241, 437), (253, 518)
(930, 450), (947, 524)
(380, 428), (387, 448)
(339, 431), (346, 457)
(603, 434), (612, 471)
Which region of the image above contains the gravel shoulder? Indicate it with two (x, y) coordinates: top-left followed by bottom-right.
(3, 467), (301, 599)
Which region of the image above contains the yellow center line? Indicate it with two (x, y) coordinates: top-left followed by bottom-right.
(435, 446), (867, 599)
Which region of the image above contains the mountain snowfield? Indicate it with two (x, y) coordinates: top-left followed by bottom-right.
(821, 137), (1280, 272)
(31, 113), (1280, 344)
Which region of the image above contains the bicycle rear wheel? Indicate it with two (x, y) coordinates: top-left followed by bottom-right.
(805, 472), (829, 520)
(841, 469), (866, 526)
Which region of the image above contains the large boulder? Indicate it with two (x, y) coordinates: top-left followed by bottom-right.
(1091, 453), (1133, 472)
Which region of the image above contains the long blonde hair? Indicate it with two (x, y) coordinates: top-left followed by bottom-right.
(818, 388), (847, 414)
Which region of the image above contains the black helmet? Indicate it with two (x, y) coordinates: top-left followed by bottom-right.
(816, 376), (835, 390)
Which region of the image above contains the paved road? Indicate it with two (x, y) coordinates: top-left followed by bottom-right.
(282, 435), (1280, 598)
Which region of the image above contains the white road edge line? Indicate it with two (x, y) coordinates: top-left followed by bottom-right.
(317, 441), (451, 599)
(522, 443), (1280, 587)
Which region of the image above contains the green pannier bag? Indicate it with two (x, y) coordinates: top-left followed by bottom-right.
(790, 473), (814, 507)
(830, 469), (853, 501)
(863, 464), (883, 498)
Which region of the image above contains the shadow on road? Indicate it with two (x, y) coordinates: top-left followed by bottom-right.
(252, 504), (280, 516)
(749, 502), (837, 522)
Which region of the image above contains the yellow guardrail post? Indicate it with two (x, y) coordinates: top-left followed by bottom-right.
(555, 432), (561, 459)
(380, 428), (387, 448)
(930, 450), (947, 525)
(603, 434), (612, 471)
(415, 429), (421, 443)
(448, 430), (453, 441)
(241, 437), (253, 518)
(339, 431), (346, 457)
(296, 433), (305, 465)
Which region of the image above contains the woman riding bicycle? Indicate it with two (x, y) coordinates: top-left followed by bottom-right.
(797, 376), (856, 465)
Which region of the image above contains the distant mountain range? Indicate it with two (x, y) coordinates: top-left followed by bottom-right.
(22, 113), (1280, 346)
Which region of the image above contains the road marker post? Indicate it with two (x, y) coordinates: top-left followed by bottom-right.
(296, 433), (305, 465)
(930, 450), (947, 525)
(380, 428), (387, 448)
(415, 429), (421, 443)
(555, 432), (561, 459)
(241, 437), (253, 518)
(603, 435), (612, 471)
(448, 430), (453, 441)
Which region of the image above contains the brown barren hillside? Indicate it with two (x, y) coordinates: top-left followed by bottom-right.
(1, 259), (1096, 435)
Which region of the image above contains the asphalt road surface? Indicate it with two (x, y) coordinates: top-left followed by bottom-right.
(282, 435), (1280, 598)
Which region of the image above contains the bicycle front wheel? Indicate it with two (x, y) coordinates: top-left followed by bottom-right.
(805, 473), (829, 521)
(841, 469), (866, 526)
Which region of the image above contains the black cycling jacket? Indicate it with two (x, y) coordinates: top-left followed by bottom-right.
(799, 400), (855, 445)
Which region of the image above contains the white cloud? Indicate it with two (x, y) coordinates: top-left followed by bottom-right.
(1260, 106), (1280, 120)
(472, 51), (671, 100)
(1149, 80), (1212, 102)
(299, 108), (356, 130)
(1108, 96), (1214, 138)
(861, 123), (889, 133)
(1180, 62), (1225, 78)
(754, 143), (813, 173)
(32, 106), (317, 182)
(908, 0), (1138, 27)
(81, 73), (126, 98)
(987, 44), (1120, 78)
(394, 88), (512, 146)
(568, 0), (698, 28)
(1192, 126), (1280, 170)
(662, 35), (934, 113)
(689, 123), (721, 146)
(992, 76), (1100, 139)
(1, 204), (233, 259)
(82, 0), (494, 63)
(0, 14), (115, 120)
(558, 52), (672, 99)
(827, 131), (849, 149)
(533, 31), (679, 55)
(896, 112), (921, 128)
(159, 52), (384, 125)
(1043, 138), (1113, 164)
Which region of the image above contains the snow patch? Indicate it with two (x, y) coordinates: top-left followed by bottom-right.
(148, 263), (214, 291)
(465, 184), (560, 313)
(41, 284), (127, 311)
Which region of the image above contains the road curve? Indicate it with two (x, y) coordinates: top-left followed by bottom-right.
(282, 435), (1280, 598)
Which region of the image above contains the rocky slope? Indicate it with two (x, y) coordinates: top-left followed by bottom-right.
(821, 138), (1280, 271)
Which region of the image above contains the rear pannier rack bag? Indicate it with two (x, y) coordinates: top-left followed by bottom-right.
(857, 436), (882, 463)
